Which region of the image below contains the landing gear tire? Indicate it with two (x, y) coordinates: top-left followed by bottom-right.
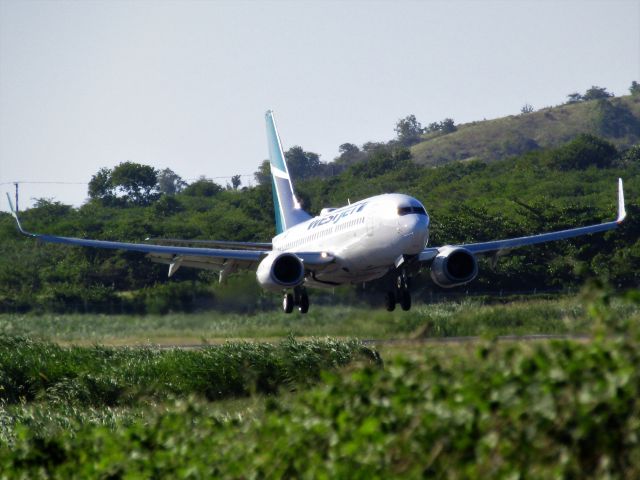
(293, 286), (310, 314)
(298, 291), (309, 314)
(385, 291), (396, 312)
(400, 289), (412, 311)
(283, 293), (294, 314)
(394, 269), (412, 311)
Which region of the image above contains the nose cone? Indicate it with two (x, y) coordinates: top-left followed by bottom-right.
(398, 214), (417, 235)
(398, 211), (429, 234)
(399, 213), (430, 253)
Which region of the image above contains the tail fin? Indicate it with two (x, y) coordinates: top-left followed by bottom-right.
(265, 110), (311, 234)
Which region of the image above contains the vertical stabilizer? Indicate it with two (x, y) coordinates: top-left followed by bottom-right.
(265, 110), (311, 233)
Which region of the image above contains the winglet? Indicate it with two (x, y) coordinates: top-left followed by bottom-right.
(5, 192), (28, 235)
(617, 178), (626, 224)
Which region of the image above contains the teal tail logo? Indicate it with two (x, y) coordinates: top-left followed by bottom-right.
(265, 110), (311, 234)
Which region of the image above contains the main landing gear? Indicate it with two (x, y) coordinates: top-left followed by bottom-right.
(385, 270), (412, 312)
(283, 286), (309, 314)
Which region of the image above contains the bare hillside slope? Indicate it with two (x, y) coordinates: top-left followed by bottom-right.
(411, 95), (640, 166)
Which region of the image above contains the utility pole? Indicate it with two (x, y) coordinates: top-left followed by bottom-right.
(13, 182), (18, 213)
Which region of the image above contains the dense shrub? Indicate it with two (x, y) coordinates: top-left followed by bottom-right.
(546, 133), (618, 170)
(4, 306), (640, 477)
(0, 336), (378, 406)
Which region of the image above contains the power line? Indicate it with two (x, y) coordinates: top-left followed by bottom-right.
(0, 181), (87, 185)
(0, 174), (256, 186)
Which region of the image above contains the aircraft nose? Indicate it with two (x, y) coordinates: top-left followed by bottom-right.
(398, 214), (429, 252)
(398, 214), (421, 235)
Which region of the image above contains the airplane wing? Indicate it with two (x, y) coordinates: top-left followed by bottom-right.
(5, 193), (265, 279)
(144, 237), (272, 251)
(5, 194), (334, 280)
(419, 178), (627, 262)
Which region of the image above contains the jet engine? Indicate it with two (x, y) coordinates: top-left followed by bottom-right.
(256, 252), (305, 291)
(430, 246), (478, 288)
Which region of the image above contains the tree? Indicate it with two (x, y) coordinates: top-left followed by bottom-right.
(583, 86), (613, 101)
(32, 198), (73, 218)
(251, 147), (322, 184)
(424, 119), (457, 134)
(547, 134), (617, 170)
(110, 162), (160, 206)
(440, 118), (457, 134)
(621, 145), (640, 165)
(231, 175), (242, 190)
(520, 104), (534, 114)
(339, 143), (359, 157)
(395, 114), (424, 146)
(595, 99), (640, 137)
(154, 195), (184, 216)
(182, 176), (223, 197)
(284, 146), (324, 180)
(349, 147), (412, 179)
(335, 143), (362, 166)
(566, 92), (583, 104)
(158, 168), (187, 195)
(362, 142), (386, 153)
(254, 160), (271, 186)
(88, 162), (159, 206)
(425, 122), (441, 133)
(630, 81), (640, 96)
(88, 167), (115, 204)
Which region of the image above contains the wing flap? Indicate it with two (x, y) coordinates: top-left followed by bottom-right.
(147, 253), (260, 280)
(145, 237), (272, 251)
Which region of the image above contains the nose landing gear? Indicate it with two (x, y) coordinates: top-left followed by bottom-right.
(282, 286), (309, 314)
(385, 270), (412, 312)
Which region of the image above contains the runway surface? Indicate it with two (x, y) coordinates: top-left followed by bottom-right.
(144, 334), (591, 349)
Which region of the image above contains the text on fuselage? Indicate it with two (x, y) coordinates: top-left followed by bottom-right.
(307, 202), (368, 230)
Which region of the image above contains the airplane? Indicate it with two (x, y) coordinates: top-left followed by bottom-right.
(6, 111), (627, 314)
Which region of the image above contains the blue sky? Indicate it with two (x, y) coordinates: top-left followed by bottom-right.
(1, 0), (638, 210)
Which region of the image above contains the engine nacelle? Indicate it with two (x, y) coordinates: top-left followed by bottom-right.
(256, 252), (305, 291)
(430, 246), (478, 288)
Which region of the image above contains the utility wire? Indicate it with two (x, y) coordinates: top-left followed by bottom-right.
(0, 181), (86, 185)
(0, 174), (256, 186)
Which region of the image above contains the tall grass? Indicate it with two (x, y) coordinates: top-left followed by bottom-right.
(1, 296), (636, 344)
(0, 336), (379, 406)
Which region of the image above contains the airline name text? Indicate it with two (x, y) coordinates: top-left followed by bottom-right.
(307, 202), (368, 230)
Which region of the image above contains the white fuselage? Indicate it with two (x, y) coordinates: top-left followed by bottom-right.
(272, 193), (430, 287)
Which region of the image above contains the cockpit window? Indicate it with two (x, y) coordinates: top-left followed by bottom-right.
(413, 206), (427, 216)
(398, 206), (428, 216)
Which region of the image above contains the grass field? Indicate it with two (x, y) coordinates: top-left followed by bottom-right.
(2, 292), (640, 477)
(1, 295), (637, 345)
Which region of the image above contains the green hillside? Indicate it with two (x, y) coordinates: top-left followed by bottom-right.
(411, 95), (640, 166)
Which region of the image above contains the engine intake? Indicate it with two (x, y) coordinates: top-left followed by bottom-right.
(430, 246), (478, 288)
(256, 252), (305, 291)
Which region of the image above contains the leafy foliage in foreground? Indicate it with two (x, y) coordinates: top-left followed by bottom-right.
(2, 295), (640, 478)
(0, 337), (377, 406)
